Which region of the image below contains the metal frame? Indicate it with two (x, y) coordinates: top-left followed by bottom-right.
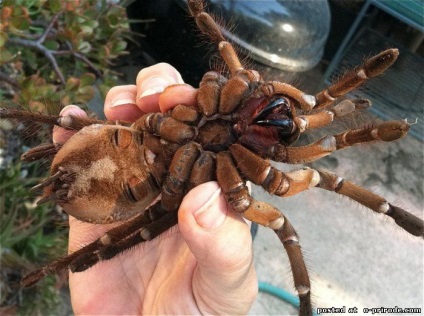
(324, 0), (424, 82)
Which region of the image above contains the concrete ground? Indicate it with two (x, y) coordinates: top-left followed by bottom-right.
(249, 120), (424, 315)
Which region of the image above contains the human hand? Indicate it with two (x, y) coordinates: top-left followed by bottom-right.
(53, 63), (258, 315)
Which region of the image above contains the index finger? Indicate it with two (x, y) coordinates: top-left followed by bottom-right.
(104, 64), (198, 121)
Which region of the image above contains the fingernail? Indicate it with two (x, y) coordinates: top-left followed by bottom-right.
(193, 188), (226, 230)
(59, 104), (80, 115)
(110, 91), (137, 107)
(139, 77), (170, 99)
(111, 99), (137, 108)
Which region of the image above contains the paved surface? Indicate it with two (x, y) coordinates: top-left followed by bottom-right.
(249, 121), (423, 315)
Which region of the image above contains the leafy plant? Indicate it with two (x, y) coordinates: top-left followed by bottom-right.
(0, 0), (137, 313)
(0, 0), (132, 113)
(0, 161), (68, 315)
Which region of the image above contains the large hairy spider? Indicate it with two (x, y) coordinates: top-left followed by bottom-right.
(1, 1), (423, 314)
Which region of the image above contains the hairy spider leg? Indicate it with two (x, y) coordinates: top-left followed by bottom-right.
(188, 0), (264, 116)
(315, 49), (399, 109)
(229, 143), (423, 236)
(188, 0), (318, 115)
(0, 107), (130, 130)
(197, 72), (228, 116)
(188, 0), (241, 75)
(69, 211), (178, 272)
(187, 151), (216, 190)
(223, 141), (423, 313)
(21, 143), (62, 161)
(317, 171), (424, 237)
(261, 81), (317, 112)
(132, 112), (198, 143)
(21, 201), (172, 287)
(161, 142), (201, 212)
(229, 144), (320, 197)
(215, 151), (312, 315)
(268, 120), (409, 164)
(274, 220), (312, 316)
(228, 137), (423, 237)
(294, 99), (371, 133)
(1, 108), (133, 161)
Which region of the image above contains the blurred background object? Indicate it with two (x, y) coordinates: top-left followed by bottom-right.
(325, 0), (424, 140)
(178, 0), (331, 72)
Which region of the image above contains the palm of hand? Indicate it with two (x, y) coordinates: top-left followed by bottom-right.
(68, 186), (255, 315)
(69, 222), (197, 315)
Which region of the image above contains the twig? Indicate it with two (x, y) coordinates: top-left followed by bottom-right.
(52, 49), (102, 78)
(72, 52), (102, 77)
(6, 11), (66, 84)
(37, 11), (62, 44)
(7, 37), (65, 84)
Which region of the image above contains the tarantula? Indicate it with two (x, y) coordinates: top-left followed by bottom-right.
(1, 0), (423, 314)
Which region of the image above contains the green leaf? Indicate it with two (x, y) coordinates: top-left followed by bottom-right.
(38, 84), (57, 98)
(78, 41), (92, 54)
(106, 14), (119, 28)
(65, 77), (80, 91)
(0, 49), (14, 64)
(77, 85), (95, 100)
(0, 32), (7, 47)
(61, 94), (72, 106)
(80, 73), (96, 87)
(80, 25), (93, 35)
(111, 40), (127, 53)
(20, 49), (37, 70)
(98, 45), (110, 59)
(10, 16), (31, 31)
(44, 40), (59, 50)
(77, 86), (95, 100)
(48, 0), (63, 13)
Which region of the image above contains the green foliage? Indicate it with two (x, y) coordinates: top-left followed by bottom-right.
(0, 0), (132, 114)
(0, 0), (136, 313)
(0, 161), (68, 314)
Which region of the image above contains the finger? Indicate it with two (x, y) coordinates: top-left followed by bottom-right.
(53, 105), (87, 144)
(135, 63), (185, 113)
(178, 182), (257, 314)
(104, 85), (144, 121)
(159, 84), (198, 113)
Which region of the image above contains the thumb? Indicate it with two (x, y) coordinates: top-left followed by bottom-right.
(52, 105), (87, 144)
(178, 181), (257, 314)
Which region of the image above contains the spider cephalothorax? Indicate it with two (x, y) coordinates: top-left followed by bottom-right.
(1, 0), (422, 315)
(234, 96), (298, 152)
